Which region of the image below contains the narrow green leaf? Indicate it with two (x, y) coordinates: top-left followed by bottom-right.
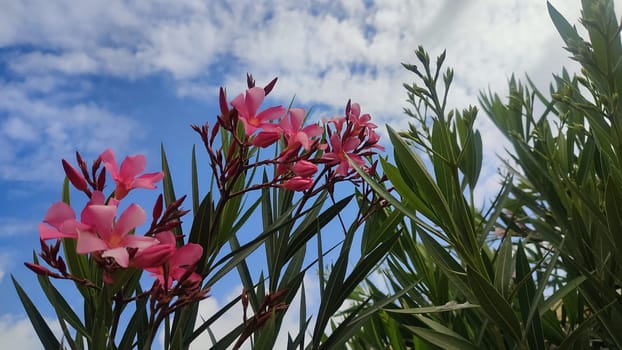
(385, 301), (479, 314)
(12, 275), (61, 350)
(405, 326), (479, 350)
(191, 145), (199, 214)
(540, 276), (586, 314)
(160, 144), (181, 236)
(493, 233), (514, 298)
(515, 241), (545, 350)
(466, 267), (522, 343)
(34, 262), (90, 339)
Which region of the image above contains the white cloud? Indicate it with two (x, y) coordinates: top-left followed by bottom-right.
(186, 274), (320, 349)
(0, 253), (10, 283)
(0, 218), (37, 238)
(1, 0), (616, 194)
(0, 79), (140, 183)
(0, 314), (61, 349)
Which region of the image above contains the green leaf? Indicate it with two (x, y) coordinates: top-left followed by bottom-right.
(385, 301), (479, 315)
(34, 258), (90, 340)
(318, 283), (416, 350)
(387, 125), (455, 231)
(160, 144), (181, 236)
(118, 286), (148, 350)
(515, 241), (545, 350)
(406, 315), (480, 350)
(493, 232), (514, 298)
(540, 276), (586, 314)
(547, 2), (582, 54)
(466, 267), (522, 343)
(191, 145), (199, 214)
(12, 275), (61, 350)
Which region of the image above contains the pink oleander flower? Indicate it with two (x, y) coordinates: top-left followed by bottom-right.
(99, 149), (164, 200)
(143, 231), (203, 287)
(322, 134), (365, 177)
(279, 108), (323, 152)
(231, 87), (285, 137)
(281, 176), (314, 191)
(347, 102), (384, 151)
(39, 202), (86, 240)
(76, 203), (158, 268)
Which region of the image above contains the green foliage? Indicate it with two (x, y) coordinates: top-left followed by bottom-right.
(346, 1), (622, 350)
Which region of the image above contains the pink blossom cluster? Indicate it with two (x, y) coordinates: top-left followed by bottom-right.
(31, 149), (202, 289)
(193, 75), (383, 193)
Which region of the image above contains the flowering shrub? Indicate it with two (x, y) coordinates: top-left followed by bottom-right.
(15, 75), (389, 349)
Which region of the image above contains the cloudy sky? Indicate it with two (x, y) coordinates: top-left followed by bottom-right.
(0, 0), (614, 348)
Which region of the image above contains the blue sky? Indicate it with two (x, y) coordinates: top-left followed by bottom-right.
(0, 0), (610, 348)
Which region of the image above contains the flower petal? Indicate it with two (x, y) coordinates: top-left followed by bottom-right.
(119, 154), (146, 181)
(115, 204), (146, 237)
(256, 105), (285, 123)
(102, 247), (130, 267)
(39, 223), (77, 240)
(289, 108), (305, 131)
(170, 243), (203, 267)
(155, 231), (177, 245)
(122, 234), (158, 250)
(132, 172), (164, 189)
(245, 87), (265, 116)
(99, 149), (119, 177)
(82, 205), (117, 240)
(43, 202), (76, 229)
(76, 230), (108, 254)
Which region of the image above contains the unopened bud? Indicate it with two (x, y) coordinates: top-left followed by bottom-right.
(62, 159), (88, 192)
(25, 262), (55, 277)
(264, 77), (278, 96)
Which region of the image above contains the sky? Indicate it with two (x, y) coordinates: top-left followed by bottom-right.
(0, 0), (616, 348)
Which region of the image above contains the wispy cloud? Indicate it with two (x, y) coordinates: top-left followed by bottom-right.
(0, 218), (36, 238)
(0, 78), (140, 183)
(0, 314), (61, 349)
(1, 0), (612, 207)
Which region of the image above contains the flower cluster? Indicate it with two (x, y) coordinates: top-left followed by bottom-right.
(30, 149), (203, 291)
(23, 75), (386, 349)
(193, 75), (383, 194)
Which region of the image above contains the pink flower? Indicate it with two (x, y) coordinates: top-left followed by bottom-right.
(347, 102), (384, 151)
(38, 202), (85, 240)
(76, 203), (158, 268)
(279, 108), (323, 152)
(322, 135), (365, 177)
(99, 149), (164, 200)
(231, 87), (285, 137)
(143, 231), (203, 287)
(281, 176), (314, 191)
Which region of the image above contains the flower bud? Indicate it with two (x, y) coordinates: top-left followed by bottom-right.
(62, 159), (89, 192)
(281, 176), (313, 191)
(292, 160), (318, 178)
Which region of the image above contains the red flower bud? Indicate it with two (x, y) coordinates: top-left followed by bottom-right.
(250, 130), (282, 148)
(281, 176), (313, 191)
(292, 160), (318, 178)
(264, 77), (278, 96)
(62, 159), (88, 192)
(25, 262), (55, 277)
(219, 87), (229, 117)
